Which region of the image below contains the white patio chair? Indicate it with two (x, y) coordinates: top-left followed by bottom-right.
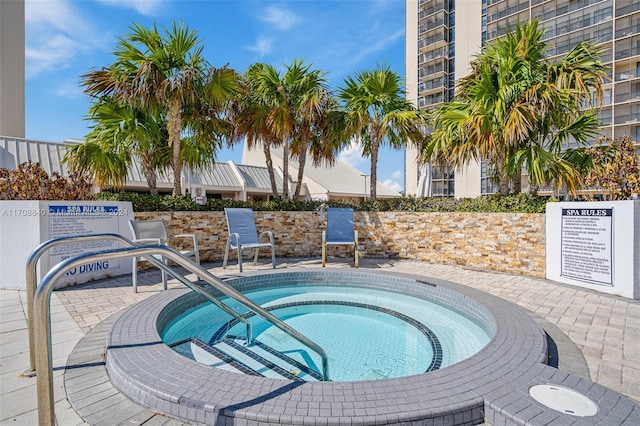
(223, 208), (276, 273)
(322, 207), (359, 268)
(128, 219), (200, 293)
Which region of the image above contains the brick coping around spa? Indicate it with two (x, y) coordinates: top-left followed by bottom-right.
(95, 269), (640, 425)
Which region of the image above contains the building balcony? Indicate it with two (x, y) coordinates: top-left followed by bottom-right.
(419, 84), (447, 97)
(614, 112), (640, 125)
(616, 2), (640, 17)
(613, 70), (638, 82)
(420, 1), (447, 18)
(615, 45), (640, 61)
(614, 92), (640, 104)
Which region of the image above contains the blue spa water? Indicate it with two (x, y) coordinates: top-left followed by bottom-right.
(162, 285), (492, 382)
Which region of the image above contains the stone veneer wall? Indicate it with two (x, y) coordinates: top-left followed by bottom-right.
(134, 211), (545, 277)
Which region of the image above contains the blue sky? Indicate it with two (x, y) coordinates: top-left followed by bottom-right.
(25, 0), (407, 192)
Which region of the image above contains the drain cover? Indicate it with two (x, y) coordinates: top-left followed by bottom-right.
(529, 385), (598, 416)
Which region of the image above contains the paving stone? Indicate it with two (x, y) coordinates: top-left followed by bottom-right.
(3, 258), (640, 425)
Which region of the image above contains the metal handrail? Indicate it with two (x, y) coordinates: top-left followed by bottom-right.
(25, 234), (135, 376)
(34, 245), (330, 425)
(25, 233), (253, 376)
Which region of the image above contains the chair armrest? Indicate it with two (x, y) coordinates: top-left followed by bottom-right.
(258, 231), (274, 245)
(132, 237), (165, 245)
(228, 232), (241, 248)
(174, 233), (199, 250)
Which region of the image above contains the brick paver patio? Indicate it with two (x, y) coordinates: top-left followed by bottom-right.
(1, 257), (638, 425)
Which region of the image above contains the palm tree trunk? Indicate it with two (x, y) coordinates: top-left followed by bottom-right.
(512, 174), (522, 194)
(498, 176), (510, 194)
(370, 141), (379, 202)
(263, 142), (278, 198)
(282, 142), (290, 200)
(294, 142), (308, 200)
(528, 180), (539, 197)
(168, 98), (182, 196)
(494, 157), (510, 195)
(140, 154), (159, 195)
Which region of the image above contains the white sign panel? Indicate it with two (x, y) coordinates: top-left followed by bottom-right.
(560, 208), (613, 285)
(546, 201), (639, 300)
(0, 200), (134, 290)
(47, 204), (126, 279)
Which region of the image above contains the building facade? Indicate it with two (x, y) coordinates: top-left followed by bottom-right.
(1, 136), (400, 201)
(0, 0), (25, 138)
(405, 0), (640, 198)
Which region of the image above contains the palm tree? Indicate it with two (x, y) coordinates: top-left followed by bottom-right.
(81, 22), (239, 195)
(512, 39), (606, 195)
(423, 20), (606, 196)
(230, 64), (282, 197)
(286, 61), (333, 200)
(231, 60), (334, 200)
(334, 64), (429, 202)
(182, 66), (241, 185)
(250, 63), (295, 199)
(64, 98), (169, 194)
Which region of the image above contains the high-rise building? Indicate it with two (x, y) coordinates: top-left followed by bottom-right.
(405, 0), (640, 198)
(0, 0), (25, 138)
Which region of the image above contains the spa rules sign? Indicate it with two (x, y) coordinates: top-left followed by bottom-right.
(546, 200), (639, 300)
(560, 208), (613, 285)
(48, 204), (125, 276)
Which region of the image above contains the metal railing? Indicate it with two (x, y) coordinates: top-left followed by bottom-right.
(25, 234), (135, 376)
(24, 234), (253, 376)
(33, 243), (330, 425)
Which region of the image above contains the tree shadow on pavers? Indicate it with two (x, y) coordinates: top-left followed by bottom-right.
(217, 380), (305, 419)
(107, 340), (164, 350)
(56, 361), (105, 372)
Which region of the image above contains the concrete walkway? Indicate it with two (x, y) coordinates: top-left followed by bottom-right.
(1, 257), (638, 425)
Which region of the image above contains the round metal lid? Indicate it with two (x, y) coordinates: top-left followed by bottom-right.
(529, 384), (598, 417)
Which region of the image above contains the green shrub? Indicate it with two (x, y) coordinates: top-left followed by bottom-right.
(95, 191), (552, 213)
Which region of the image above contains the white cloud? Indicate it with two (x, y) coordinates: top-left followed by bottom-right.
(25, 34), (78, 73)
(260, 5), (302, 31)
(338, 140), (368, 170)
(54, 80), (84, 99)
(392, 170), (403, 179)
(246, 36), (274, 57)
(371, 0), (396, 11)
(346, 28), (404, 66)
(383, 179), (403, 193)
(26, 0), (89, 32)
(97, 0), (164, 16)
(25, 0), (102, 78)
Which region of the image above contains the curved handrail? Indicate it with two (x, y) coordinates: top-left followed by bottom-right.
(24, 234), (253, 375)
(24, 234), (135, 375)
(34, 245), (330, 425)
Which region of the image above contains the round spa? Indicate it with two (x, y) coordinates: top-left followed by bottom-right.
(105, 269), (548, 425)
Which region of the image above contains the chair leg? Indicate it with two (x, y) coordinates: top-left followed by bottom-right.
(132, 257), (138, 293)
(354, 230), (359, 268)
(253, 248), (259, 265)
(354, 244), (359, 268)
(223, 238), (231, 269)
(322, 242), (326, 267)
(237, 246), (243, 273)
